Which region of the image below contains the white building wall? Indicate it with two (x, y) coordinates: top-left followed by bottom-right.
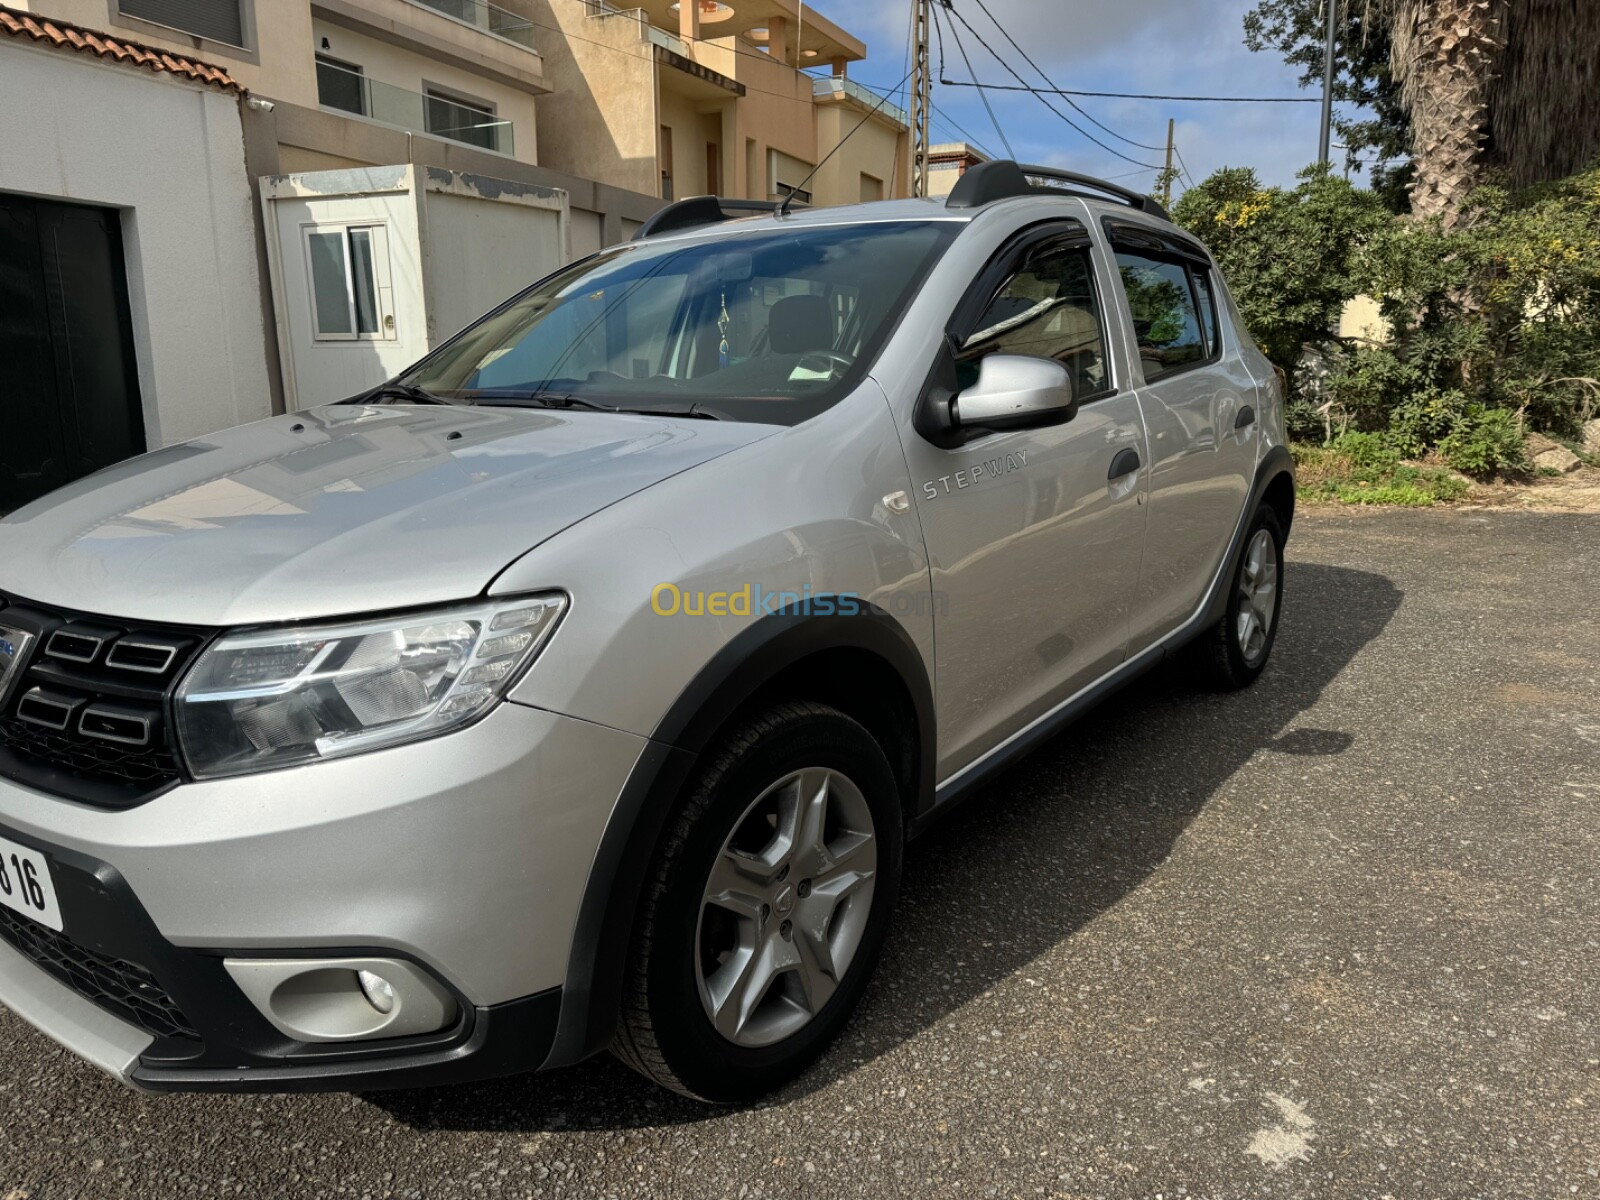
(0, 42), (274, 446)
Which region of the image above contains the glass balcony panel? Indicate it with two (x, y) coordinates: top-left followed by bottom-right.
(315, 62), (515, 155)
(409, 0), (537, 48)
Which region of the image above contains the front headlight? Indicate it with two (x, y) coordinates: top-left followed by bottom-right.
(176, 595), (566, 779)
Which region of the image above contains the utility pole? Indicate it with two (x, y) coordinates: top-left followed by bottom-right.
(1318, 0), (1338, 165)
(910, 0), (932, 197)
(1162, 118), (1175, 209)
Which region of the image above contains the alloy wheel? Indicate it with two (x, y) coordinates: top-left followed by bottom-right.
(695, 767), (877, 1048)
(1235, 527), (1279, 663)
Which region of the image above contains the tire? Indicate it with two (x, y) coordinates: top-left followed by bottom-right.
(612, 700), (903, 1102)
(1190, 503), (1285, 690)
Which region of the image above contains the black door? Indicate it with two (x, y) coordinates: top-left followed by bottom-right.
(0, 194), (145, 511)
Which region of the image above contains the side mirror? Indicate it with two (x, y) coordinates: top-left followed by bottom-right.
(952, 355), (1077, 431)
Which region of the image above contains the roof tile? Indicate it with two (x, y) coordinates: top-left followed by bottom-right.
(0, 4), (245, 95)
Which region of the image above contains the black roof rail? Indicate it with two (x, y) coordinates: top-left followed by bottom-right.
(632, 196), (786, 240)
(945, 160), (1169, 221)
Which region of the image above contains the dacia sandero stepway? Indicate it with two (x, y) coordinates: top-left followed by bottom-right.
(0, 162), (1292, 1101)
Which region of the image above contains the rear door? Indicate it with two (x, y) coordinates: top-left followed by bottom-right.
(1105, 223), (1259, 650)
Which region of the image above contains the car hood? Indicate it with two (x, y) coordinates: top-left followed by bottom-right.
(0, 404), (776, 627)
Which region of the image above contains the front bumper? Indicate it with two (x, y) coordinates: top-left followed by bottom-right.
(0, 703), (645, 1090)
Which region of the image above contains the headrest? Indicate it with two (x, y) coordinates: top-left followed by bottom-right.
(768, 294), (833, 355)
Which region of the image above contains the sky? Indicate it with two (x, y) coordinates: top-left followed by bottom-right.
(797, 0), (1341, 197)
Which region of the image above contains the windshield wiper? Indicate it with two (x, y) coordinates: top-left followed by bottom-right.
(519, 393), (622, 413)
(367, 382), (462, 406)
(473, 391), (721, 420)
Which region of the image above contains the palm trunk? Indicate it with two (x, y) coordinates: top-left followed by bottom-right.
(1390, 0), (1507, 225)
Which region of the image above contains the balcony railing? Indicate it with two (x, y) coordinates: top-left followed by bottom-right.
(812, 76), (910, 129)
(408, 0), (536, 48)
(316, 60), (515, 155)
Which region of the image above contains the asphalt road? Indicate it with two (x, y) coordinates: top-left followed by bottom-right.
(2, 508), (1598, 1199)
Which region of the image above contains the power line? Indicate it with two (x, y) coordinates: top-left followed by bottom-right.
(936, 4), (1014, 159)
(942, 6), (1162, 169)
(931, 105), (998, 159)
(937, 80), (1322, 103)
(784, 61), (920, 210)
(1173, 144), (1197, 190)
(965, 0), (1164, 154)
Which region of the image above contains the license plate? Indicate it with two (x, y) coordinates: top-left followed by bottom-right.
(0, 835), (62, 932)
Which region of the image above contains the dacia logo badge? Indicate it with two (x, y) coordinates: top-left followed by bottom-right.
(0, 623), (36, 705)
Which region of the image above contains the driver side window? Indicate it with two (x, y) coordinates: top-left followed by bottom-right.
(958, 238), (1111, 402)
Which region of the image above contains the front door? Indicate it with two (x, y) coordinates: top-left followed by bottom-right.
(0, 194), (145, 511)
(901, 225), (1150, 778)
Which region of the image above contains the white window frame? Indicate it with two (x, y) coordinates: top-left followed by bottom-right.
(300, 222), (396, 344)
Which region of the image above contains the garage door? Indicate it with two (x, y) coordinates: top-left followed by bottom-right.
(0, 194), (145, 511)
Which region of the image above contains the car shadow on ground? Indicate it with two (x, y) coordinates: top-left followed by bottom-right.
(371, 561), (1402, 1133)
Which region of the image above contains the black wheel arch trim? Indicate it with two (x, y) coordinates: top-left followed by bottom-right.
(542, 603), (935, 1068)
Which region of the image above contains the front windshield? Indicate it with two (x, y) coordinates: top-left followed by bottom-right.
(404, 220), (956, 424)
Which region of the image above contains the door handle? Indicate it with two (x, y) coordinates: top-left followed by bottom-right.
(1235, 405), (1257, 430)
(1108, 447), (1141, 481)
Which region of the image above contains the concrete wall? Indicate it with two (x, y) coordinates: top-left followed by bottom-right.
(732, 50), (820, 200)
(1339, 294), (1392, 344)
(812, 101), (908, 205)
(658, 85), (721, 199)
(419, 177), (567, 339)
(0, 41), (275, 446)
(524, 0), (660, 197)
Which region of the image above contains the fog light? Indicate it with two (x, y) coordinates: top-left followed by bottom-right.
(224, 956), (457, 1042)
(358, 969), (396, 1014)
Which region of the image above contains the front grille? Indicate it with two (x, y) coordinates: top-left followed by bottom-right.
(0, 906), (199, 1041)
(0, 597), (210, 806)
(0, 718), (181, 785)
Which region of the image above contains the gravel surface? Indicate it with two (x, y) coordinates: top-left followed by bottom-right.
(2, 508), (1597, 1199)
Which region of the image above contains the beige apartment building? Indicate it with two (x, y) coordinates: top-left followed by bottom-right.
(529, 0), (910, 207)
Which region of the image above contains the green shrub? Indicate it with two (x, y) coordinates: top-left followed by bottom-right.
(1388, 388), (1469, 458)
(1177, 161), (1600, 463)
(1294, 439), (1470, 506)
(1329, 430), (1401, 471)
(1437, 407), (1531, 478)
(1172, 165), (1389, 381)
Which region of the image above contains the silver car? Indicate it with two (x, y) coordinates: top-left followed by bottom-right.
(0, 162), (1292, 1101)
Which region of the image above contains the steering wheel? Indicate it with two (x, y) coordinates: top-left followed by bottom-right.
(796, 350), (856, 378)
